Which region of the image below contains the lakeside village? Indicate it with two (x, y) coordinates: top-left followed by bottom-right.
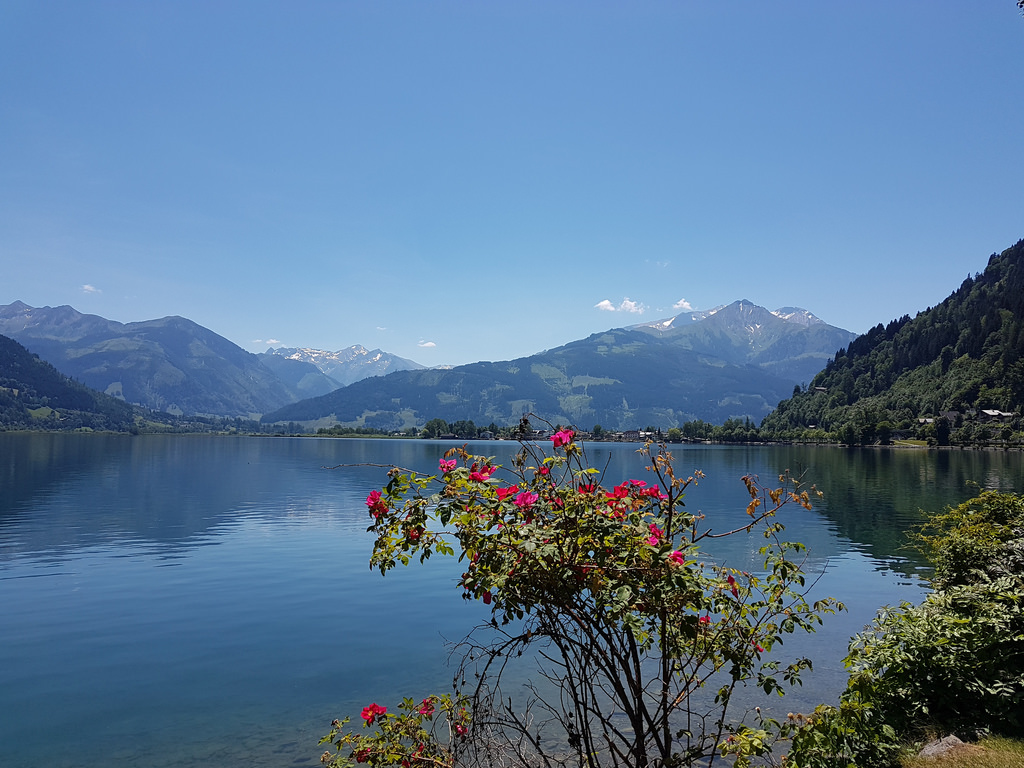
(310, 406), (1024, 449)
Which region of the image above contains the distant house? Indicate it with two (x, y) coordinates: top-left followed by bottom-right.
(813, 386), (828, 393)
(939, 411), (960, 424)
(623, 430), (641, 442)
(980, 410), (1016, 423)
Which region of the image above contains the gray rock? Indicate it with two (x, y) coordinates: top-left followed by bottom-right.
(918, 735), (965, 758)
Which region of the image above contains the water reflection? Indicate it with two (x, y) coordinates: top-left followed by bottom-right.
(3, 435), (1020, 572)
(0, 435), (1020, 768)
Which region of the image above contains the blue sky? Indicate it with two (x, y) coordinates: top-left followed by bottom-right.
(2, 2), (1022, 367)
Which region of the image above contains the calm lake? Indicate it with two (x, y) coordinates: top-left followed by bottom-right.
(2, 434), (1022, 767)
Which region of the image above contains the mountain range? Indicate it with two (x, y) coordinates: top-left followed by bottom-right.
(4, 237), (1022, 438)
(0, 299), (854, 429)
(261, 300), (856, 430)
(0, 302), (423, 418)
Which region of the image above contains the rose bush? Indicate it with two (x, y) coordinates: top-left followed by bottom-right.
(321, 420), (842, 767)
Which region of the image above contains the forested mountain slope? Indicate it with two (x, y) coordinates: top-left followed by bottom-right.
(761, 239), (1024, 443)
(0, 333), (141, 431)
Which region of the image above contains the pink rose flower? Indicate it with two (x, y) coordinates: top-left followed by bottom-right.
(361, 702), (387, 724)
(469, 464), (497, 482)
(366, 490), (388, 519)
(514, 491), (539, 508)
(551, 430), (575, 448)
(668, 550), (684, 566)
(439, 458), (456, 472)
(496, 486), (519, 502)
(605, 484), (629, 500)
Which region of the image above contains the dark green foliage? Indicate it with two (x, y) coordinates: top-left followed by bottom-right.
(421, 418), (450, 438)
(844, 578), (1024, 743)
(761, 239), (1024, 443)
(916, 490), (1024, 591)
(786, 491), (1024, 767)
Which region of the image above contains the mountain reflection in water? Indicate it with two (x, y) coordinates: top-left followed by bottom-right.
(1, 434), (1019, 767)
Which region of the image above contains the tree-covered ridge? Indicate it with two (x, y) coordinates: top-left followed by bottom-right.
(0, 333), (140, 431)
(761, 239), (1024, 443)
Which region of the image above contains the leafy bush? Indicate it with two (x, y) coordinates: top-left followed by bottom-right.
(785, 491), (1024, 768)
(916, 490), (1024, 590)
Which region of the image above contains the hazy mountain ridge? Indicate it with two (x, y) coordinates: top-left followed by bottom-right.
(0, 298), (854, 428)
(0, 303), (304, 417)
(0, 302), (429, 419)
(262, 300), (855, 429)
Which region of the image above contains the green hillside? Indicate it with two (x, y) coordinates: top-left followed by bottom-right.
(761, 239), (1024, 444)
(0, 333), (142, 431)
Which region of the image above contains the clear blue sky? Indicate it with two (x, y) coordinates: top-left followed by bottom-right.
(2, 2), (1022, 367)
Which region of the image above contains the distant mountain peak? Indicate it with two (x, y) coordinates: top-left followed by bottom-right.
(261, 344), (424, 387)
(633, 300), (835, 336)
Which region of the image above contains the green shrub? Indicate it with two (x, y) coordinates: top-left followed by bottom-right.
(786, 491), (1024, 768)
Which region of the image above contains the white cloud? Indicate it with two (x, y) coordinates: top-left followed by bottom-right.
(376, 326), (387, 331)
(596, 298), (646, 314)
(418, 340), (436, 348)
(673, 298), (694, 311)
(81, 284), (101, 294)
(265, 338), (281, 345)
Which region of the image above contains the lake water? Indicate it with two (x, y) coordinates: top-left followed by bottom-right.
(2, 434), (1022, 767)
